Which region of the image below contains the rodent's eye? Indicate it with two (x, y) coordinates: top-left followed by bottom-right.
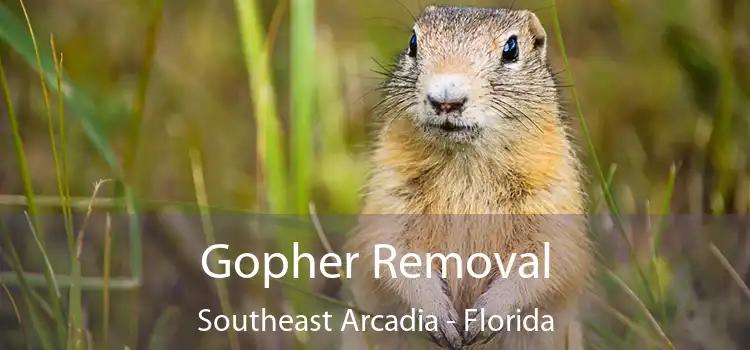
(408, 33), (417, 58)
(502, 35), (519, 63)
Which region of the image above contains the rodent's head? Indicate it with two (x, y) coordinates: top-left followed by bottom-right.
(379, 6), (560, 146)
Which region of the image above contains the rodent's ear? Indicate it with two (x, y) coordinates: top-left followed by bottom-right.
(525, 11), (548, 57)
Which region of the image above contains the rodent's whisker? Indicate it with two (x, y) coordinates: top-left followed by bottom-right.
(369, 95), (404, 115)
(357, 81), (415, 105)
(384, 114), (402, 136)
(354, 74), (394, 81)
(382, 93), (416, 111)
(489, 90), (556, 104)
(376, 77), (415, 88)
(382, 100), (417, 135)
(373, 88), (411, 96)
(489, 88), (565, 97)
(513, 83), (573, 89)
(487, 103), (532, 132)
(370, 68), (415, 80)
(370, 57), (399, 73)
(375, 88), (417, 97)
(492, 99), (543, 132)
(487, 102), (525, 121)
(491, 82), (572, 89)
(390, 0), (417, 22)
(356, 86), (390, 104)
(391, 99), (418, 118)
(529, 5), (556, 14)
(371, 93), (416, 119)
(378, 79), (418, 88)
(375, 96), (411, 115)
(490, 93), (553, 106)
(374, 88), (415, 102)
(490, 88), (553, 97)
(361, 16), (413, 31)
(550, 68), (569, 79)
(378, 81), (416, 87)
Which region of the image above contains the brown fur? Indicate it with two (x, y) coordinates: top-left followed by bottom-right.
(343, 5), (593, 350)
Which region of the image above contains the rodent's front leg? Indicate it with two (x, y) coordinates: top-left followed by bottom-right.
(378, 251), (463, 349)
(463, 261), (584, 347)
(463, 273), (521, 346)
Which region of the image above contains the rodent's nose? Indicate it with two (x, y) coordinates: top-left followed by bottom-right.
(425, 74), (470, 114)
(427, 95), (467, 114)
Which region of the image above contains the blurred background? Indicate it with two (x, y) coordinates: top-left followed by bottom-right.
(0, 0), (749, 349)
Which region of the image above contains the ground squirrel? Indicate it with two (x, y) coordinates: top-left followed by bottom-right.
(342, 5), (593, 350)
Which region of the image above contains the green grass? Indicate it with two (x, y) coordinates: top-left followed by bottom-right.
(189, 146), (240, 350)
(549, 2), (674, 348)
(0, 5), (57, 346)
(1, 222), (54, 350)
(0, 0), (147, 348)
(234, 0), (287, 214)
(233, 0), (316, 347)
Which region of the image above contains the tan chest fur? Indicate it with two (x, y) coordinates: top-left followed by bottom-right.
(353, 117), (586, 310)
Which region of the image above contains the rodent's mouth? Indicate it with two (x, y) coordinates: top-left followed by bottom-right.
(422, 120), (480, 143)
(426, 119), (475, 133)
(438, 121), (469, 132)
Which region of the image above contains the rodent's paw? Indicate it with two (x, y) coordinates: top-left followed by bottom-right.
(424, 301), (462, 350)
(422, 277), (462, 349)
(463, 292), (505, 347)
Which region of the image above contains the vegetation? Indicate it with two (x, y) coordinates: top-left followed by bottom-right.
(0, 0), (748, 349)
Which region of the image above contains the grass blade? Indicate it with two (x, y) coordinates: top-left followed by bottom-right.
(17, 0), (57, 246)
(548, 0), (657, 309)
(0, 273), (139, 290)
(121, 0), (164, 182)
(290, 0), (315, 214)
(122, 179), (142, 349)
(0, 45), (40, 249)
(0, 2), (125, 176)
(103, 213), (112, 350)
(70, 179), (111, 350)
(0, 46), (58, 345)
(590, 295), (668, 349)
(0, 6), (146, 345)
(22, 211), (63, 310)
(649, 163), (679, 324)
(309, 203), (373, 350)
(22, 211), (68, 347)
(0, 223), (54, 350)
(118, 1), (165, 345)
(188, 147), (241, 350)
(234, 0), (313, 340)
(317, 29), (363, 213)
(146, 307), (180, 350)
(233, 0), (287, 213)
(584, 320), (629, 350)
(591, 164), (618, 212)
(652, 164), (678, 255)
(0, 276), (30, 350)
(14, 4), (69, 343)
(265, 0), (287, 53)
(282, 0), (318, 336)
(604, 268), (675, 350)
(709, 243), (750, 300)
(707, 1), (735, 213)
(50, 35), (75, 267)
